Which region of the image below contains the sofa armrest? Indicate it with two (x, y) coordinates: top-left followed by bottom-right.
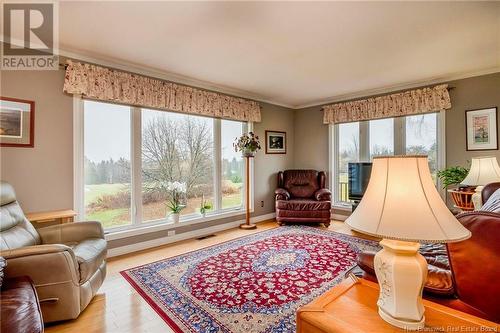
(314, 188), (331, 201)
(3, 245), (79, 286)
(2, 244), (73, 259)
(38, 221), (105, 245)
(275, 188), (290, 201)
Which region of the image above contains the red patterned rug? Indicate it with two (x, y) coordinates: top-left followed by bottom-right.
(121, 226), (378, 333)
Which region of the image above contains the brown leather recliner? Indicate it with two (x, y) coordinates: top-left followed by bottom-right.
(0, 181), (107, 323)
(275, 170), (332, 227)
(357, 182), (500, 323)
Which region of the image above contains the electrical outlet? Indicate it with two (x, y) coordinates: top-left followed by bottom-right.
(260, 201), (264, 207)
(168, 230), (176, 237)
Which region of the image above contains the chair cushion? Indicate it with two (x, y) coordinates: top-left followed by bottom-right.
(276, 199), (331, 211)
(1, 276), (43, 333)
(71, 238), (107, 284)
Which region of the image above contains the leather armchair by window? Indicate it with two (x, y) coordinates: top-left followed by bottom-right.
(356, 183), (500, 323)
(275, 170), (331, 226)
(0, 181), (107, 323)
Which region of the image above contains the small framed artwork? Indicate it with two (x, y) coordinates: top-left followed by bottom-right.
(0, 97), (35, 148)
(265, 130), (286, 154)
(466, 107), (498, 151)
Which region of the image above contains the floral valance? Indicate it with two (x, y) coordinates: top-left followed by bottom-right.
(63, 60), (261, 122)
(322, 84), (451, 124)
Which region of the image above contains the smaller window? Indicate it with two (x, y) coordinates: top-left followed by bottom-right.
(369, 118), (394, 159)
(337, 122), (360, 202)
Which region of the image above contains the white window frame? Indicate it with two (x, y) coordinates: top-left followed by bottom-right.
(329, 111), (446, 208)
(73, 97), (253, 238)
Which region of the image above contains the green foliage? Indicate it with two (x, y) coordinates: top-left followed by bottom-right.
(231, 174), (243, 183)
(200, 199), (212, 214)
(437, 166), (469, 188)
(233, 132), (261, 153)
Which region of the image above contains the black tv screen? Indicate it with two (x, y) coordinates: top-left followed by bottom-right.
(348, 162), (372, 201)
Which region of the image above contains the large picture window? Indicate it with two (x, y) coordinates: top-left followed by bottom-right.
(332, 112), (444, 204)
(80, 99), (249, 231)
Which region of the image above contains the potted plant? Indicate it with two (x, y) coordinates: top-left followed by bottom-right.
(233, 132), (261, 157)
(164, 181), (186, 223)
(437, 166), (470, 189)
(199, 195), (212, 217)
(437, 165), (474, 211)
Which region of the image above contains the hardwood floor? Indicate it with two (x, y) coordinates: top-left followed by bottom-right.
(45, 220), (366, 333)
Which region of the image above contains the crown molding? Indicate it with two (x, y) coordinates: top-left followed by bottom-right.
(5, 40), (498, 110)
(57, 45), (295, 109)
(293, 66), (500, 109)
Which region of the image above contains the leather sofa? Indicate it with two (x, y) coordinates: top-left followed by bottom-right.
(357, 182), (500, 323)
(1, 276), (44, 333)
(0, 181), (107, 323)
(275, 170), (332, 226)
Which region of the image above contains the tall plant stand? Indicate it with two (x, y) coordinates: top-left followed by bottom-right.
(240, 155), (257, 229)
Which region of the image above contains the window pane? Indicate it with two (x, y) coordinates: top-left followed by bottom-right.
(141, 109), (214, 221)
(84, 101), (131, 229)
(406, 113), (438, 181)
(221, 120), (244, 209)
(369, 118), (394, 159)
(338, 122), (359, 202)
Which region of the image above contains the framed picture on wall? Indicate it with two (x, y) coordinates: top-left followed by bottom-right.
(265, 130), (286, 154)
(466, 107), (498, 151)
(0, 97), (35, 148)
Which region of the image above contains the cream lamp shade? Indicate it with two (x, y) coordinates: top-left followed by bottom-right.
(461, 156), (500, 186)
(346, 155), (471, 243)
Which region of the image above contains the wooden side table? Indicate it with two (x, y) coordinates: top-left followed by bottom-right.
(447, 189), (475, 212)
(25, 209), (77, 228)
(297, 275), (498, 333)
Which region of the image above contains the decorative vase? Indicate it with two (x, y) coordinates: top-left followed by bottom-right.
(170, 213), (180, 224)
(201, 211), (206, 218)
(242, 148), (256, 158)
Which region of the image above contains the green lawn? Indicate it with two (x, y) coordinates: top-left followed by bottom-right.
(86, 208), (130, 228)
(84, 183), (129, 205)
(85, 183), (243, 229)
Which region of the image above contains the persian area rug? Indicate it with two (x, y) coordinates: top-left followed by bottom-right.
(121, 226), (379, 333)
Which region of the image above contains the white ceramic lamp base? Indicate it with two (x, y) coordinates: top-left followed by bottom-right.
(374, 239), (428, 330)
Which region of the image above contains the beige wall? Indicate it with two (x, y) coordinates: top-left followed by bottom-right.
(445, 73), (500, 167)
(294, 72), (500, 180)
(0, 67), (294, 249)
(1, 69), (74, 212)
(293, 105), (329, 172)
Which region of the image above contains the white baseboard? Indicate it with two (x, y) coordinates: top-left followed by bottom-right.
(107, 212), (276, 258)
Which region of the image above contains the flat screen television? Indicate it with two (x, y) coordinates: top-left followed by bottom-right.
(348, 162), (372, 202)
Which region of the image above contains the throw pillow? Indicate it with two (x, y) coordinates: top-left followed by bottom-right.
(0, 257), (6, 288)
(481, 188), (500, 213)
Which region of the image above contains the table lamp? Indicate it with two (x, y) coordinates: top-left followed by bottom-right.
(461, 156), (500, 210)
(346, 155), (471, 330)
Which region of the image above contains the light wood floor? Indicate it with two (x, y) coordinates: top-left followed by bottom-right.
(45, 220), (364, 333)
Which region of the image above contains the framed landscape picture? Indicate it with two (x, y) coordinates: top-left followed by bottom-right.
(265, 130), (286, 154)
(0, 97), (35, 148)
(466, 107), (498, 151)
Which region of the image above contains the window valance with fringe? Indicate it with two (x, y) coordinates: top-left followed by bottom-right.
(63, 60), (261, 122)
(322, 84), (451, 124)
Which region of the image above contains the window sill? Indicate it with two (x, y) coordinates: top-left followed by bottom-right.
(332, 202), (353, 211)
(104, 208), (249, 241)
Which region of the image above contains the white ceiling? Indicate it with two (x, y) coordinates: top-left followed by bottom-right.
(59, 1), (500, 108)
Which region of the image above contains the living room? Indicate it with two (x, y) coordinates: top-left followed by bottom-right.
(1, 1), (499, 333)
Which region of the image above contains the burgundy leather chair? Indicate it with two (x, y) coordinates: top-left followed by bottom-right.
(357, 182), (500, 323)
(275, 170), (332, 226)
